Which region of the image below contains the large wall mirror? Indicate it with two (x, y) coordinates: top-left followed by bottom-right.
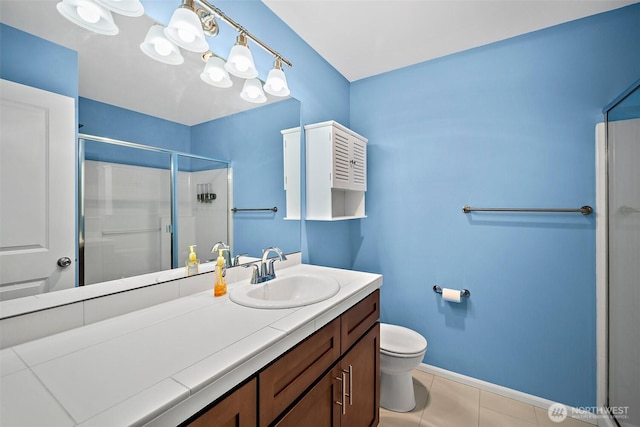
(0, 1), (301, 301)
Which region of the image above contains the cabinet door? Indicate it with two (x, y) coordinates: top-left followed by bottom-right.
(274, 365), (341, 427)
(350, 136), (367, 192)
(259, 318), (341, 426)
(187, 378), (256, 427)
(340, 323), (380, 427)
(331, 128), (352, 190)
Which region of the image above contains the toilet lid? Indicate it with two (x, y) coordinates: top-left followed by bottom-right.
(380, 323), (427, 355)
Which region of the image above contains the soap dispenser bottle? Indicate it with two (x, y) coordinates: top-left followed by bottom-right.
(214, 249), (227, 297)
(186, 245), (200, 276)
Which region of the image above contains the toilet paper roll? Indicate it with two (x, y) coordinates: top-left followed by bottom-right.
(442, 288), (461, 303)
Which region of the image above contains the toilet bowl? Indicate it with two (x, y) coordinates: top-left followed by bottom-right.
(380, 323), (428, 412)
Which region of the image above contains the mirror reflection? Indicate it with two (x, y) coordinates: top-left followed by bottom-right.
(0, 0), (301, 301)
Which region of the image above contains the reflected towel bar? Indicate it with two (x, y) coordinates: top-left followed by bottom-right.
(620, 205), (640, 214)
(433, 285), (470, 298)
(231, 207), (278, 213)
(462, 205), (593, 215)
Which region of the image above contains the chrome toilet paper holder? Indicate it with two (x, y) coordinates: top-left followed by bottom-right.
(433, 285), (470, 298)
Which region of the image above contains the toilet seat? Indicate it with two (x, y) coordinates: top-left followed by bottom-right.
(380, 323), (427, 357)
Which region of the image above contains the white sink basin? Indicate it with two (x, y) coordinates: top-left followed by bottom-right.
(229, 274), (340, 309)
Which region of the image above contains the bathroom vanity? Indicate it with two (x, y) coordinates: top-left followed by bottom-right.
(0, 262), (382, 426)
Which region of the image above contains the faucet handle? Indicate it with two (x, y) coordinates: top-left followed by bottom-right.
(243, 263), (261, 284)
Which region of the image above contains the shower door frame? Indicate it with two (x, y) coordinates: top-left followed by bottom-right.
(78, 133), (230, 286)
(597, 78), (640, 427)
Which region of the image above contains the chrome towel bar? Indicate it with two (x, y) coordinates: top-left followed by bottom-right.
(462, 205), (593, 215)
(231, 207), (278, 213)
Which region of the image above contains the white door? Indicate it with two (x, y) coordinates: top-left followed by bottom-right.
(0, 79), (76, 300)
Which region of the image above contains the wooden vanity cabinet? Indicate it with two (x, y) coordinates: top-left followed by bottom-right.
(276, 323), (380, 427)
(267, 290), (380, 427)
(186, 378), (257, 427)
(187, 290), (379, 427)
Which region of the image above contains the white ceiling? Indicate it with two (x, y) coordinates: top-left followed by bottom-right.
(264, 0), (638, 82)
(1, 0), (637, 125)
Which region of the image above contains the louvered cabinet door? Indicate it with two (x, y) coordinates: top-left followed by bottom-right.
(331, 128), (353, 190)
(349, 136), (367, 192)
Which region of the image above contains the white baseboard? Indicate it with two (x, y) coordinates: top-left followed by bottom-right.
(417, 363), (602, 425)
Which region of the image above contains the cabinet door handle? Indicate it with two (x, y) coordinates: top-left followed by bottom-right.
(342, 365), (353, 406)
(335, 372), (347, 415)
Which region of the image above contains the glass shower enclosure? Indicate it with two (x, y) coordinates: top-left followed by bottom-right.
(605, 80), (640, 427)
(79, 135), (229, 285)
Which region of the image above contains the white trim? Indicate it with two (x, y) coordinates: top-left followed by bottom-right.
(417, 363), (599, 425)
(595, 123), (612, 427)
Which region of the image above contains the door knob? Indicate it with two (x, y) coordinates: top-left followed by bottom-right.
(57, 257), (72, 268)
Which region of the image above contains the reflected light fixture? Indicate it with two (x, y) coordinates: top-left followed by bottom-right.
(94, 0), (144, 17)
(140, 24), (184, 65)
(56, 0), (119, 35)
(57, 0), (293, 103)
(224, 33), (258, 79)
(240, 78), (267, 104)
(264, 58), (290, 97)
(200, 52), (232, 88)
(164, 0), (209, 53)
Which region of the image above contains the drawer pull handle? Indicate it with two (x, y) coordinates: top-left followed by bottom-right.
(342, 365), (353, 405)
(335, 372), (347, 415)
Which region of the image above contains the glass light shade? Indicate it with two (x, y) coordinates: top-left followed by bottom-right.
(164, 7), (208, 53)
(94, 0), (143, 16)
(140, 25), (184, 65)
(225, 35), (258, 79)
(264, 66), (290, 97)
(240, 79), (267, 104)
(56, 0), (118, 35)
(200, 55), (232, 88)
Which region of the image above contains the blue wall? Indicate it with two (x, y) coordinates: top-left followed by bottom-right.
(0, 24), (78, 99)
(348, 4), (640, 408)
(79, 97), (191, 155)
(191, 99), (301, 257)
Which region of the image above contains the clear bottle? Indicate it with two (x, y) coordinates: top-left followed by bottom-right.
(186, 245), (199, 276)
(214, 249), (227, 296)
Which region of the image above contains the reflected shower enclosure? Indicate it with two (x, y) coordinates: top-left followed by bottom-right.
(79, 135), (229, 285)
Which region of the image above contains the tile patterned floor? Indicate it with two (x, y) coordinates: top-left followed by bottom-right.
(379, 370), (595, 427)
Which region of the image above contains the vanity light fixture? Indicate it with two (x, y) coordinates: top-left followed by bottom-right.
(56, 0), (119, 35)
(200, 52), (232, 88)
(224, 33), (258, 79)
(240, 78), (267, 104)
(140, 24), (184, 65)
(264, 58), (290, 97)
(164, 0), (209, 53)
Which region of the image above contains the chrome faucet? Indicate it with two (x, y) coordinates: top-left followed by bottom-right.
(261, 247), (287, 280)
(244, 247), (287, 284)
(233, 253), (248, 266)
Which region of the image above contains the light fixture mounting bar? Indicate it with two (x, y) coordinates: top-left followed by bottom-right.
(194, 0), (292, 68)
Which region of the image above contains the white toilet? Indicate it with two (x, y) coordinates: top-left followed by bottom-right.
(380, 323), (428, 412)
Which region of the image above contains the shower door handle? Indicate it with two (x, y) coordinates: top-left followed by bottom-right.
(57, 257), (72, 268)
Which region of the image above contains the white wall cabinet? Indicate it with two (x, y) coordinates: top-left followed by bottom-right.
(305, 121), (367, 220)
(282, 127), (301, 220)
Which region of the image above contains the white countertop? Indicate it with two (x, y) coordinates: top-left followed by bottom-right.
(0, 264), (382, 426)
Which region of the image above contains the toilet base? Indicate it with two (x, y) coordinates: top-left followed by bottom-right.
(380, 370), (416, 412)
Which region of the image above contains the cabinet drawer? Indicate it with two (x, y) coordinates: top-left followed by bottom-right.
(259, 318), (341, 427)
(340, 290), (380, 354)
(186, 378), (256, 427)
